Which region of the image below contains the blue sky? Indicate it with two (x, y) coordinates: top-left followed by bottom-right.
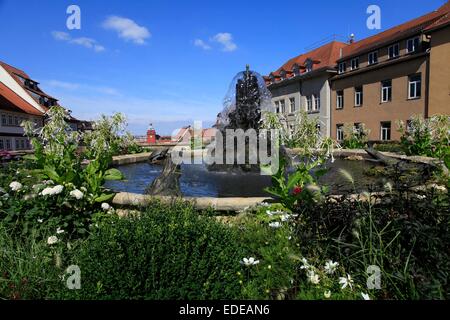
(0, 0), (446, 135)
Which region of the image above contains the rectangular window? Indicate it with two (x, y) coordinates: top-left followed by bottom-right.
(8, 116), (13, 126)
(408, 74), (421, 99)
(307, 96), (313, 112)
(15, 139), (20, 150)
(0, 139), (3, 150)
(381, 80), (392, 103)
(338, 62), (346, 74)
(314, 95), (321, 111)
(388, 43), (400, 59)
(20, 139), (25, 150)
(280, 100), (286, 113)
(6, 139), (11, 151)
(14, 116), (19, 126)
(336, 124), (344, 141)
(1, 115), (6, 126)
(381, 122), (391, 141)
(337, 91), (344, 109)
(351, 58), (359, 70)
(289, 97), (296, 113)
(407, 37), (420, 53)
(368, 51), (378, 65)
(274, 101), (280, 113)
(354, 86), (363, 106)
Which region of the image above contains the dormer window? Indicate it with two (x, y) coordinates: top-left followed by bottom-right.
(368, 51), (378, 65)
(351, 58), (359, 70)
(305, 59), (313, 73)
(292, 64), (300, 76)
(407, 37), (420, 53)
(338, 62), (346, 74)
(279, 70), (286, 80)
(388, 43), (400, 59)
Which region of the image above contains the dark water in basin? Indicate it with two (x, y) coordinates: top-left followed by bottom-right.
(105, 159), (387, 197)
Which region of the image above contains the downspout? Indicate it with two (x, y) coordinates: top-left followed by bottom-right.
(425, 47), (431, 119)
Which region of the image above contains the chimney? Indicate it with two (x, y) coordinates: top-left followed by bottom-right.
(349, 33), (355, 44)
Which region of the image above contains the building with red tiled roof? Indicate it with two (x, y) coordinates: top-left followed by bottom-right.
(0, 60), (86, 151)
(266, 40), (349, 137)
(331, 1), (450, 142)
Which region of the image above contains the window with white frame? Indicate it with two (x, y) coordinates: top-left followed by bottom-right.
(336, 125), (344, 141)
(388, 43), (400, 59)
(381, 80), (392, 103)
(368, 51), (378, 65)
(274, 101), (280, 113)
(5, 139), (11, 151)
(380, 122), (391, 141)
(289, 97), (296, 113)
(408, 74), (421, 99)
(354, 86), (363, 106)
(351, 57), (359, 70)
(338, 62), (346, 74)
(1, 115), (6, 126)
(307, 96), (313, 112)
(280, 99), (286, 113)
(305, 60), (313, 73)
(8, 116), (13, 126)
(337, 90), (344, 109)
(314, 95), (321, 111)
(407, 37), (420, 53)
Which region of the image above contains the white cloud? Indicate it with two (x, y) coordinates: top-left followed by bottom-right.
(51, 31), (105, 52)
(43, 80), (120, 96)
(102, 16), (151, 45)
(194, 39), (211, 50)
(211, 33), (237, 52)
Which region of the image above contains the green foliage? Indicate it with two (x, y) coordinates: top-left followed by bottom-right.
(0, 223), (64, 299)
(264, 152), (328, 211)
(341, 123), (370, 149)
(60, 200), (244, 299)
(0, 106), (124, 238)
(398, 115), (450, 162)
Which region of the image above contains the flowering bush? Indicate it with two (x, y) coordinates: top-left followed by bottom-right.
(398, 115), (450, 166)
(0, 106), (124, 238)
(341, 123), (370, 149)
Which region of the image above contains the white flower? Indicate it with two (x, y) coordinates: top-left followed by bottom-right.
(56, 227), (65, 234)
(52, 185), (64, 195)
(80, 186), (87, 192)
(324, 260), (339, 274)
(300, 258), (311, 270)
(9, 181), (22, 191)
(339, 274), (354, 290)
(41, 185), (64, 196)
(69, 189), (84, 200)
(308, 271), (320, 285)
(37, 218), (43, 223)
(324, 290), (331, 299)
(361, 292), (371, 300)
(47, 235), (58, 245)
(241, 257), (260, 266)
(269, 222), (282, 229)
(280, 214), (291, 222)
(41, 187), (53, 196)
(101, 203), (111, 211)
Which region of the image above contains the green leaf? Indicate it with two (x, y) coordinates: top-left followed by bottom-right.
(43, 166), (60, 182)
(94, 193), (115, 203)
(22, 154), (38, 161)
(104, 168), (123, 181)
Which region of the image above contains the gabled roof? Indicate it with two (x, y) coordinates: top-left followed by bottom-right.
(0, 61), (57, 106)
(269, 41), (349, 79)
(0, 82), (43, 116)
(338, 1), (450, 60)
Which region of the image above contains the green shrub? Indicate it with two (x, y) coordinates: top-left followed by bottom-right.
(341, 123), (370, 149)
(60, 200), (244, 299)
(0, 223), (63, 299)
(398, 115), (450, 163)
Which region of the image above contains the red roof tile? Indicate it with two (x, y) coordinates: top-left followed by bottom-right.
(269, 41), (349, 78)
(339, 1), (450, 60)
(0, 82), (43, 116)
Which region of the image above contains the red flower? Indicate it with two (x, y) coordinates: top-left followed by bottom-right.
(293, 186), (303, 195)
